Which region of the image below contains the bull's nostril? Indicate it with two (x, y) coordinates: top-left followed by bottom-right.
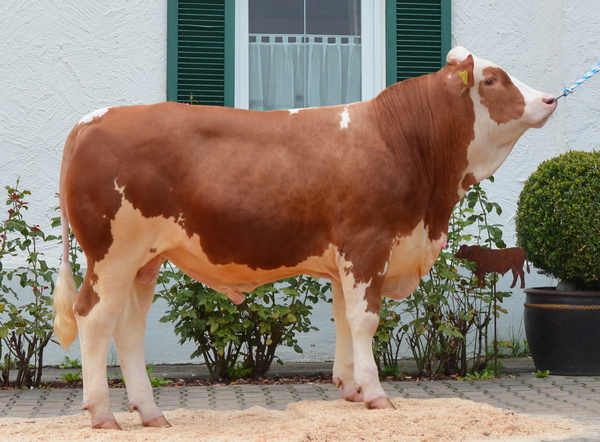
(542, 96), (557, 105)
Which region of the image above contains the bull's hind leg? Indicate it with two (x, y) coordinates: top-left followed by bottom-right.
(332, 281), (362, 402)
(338, 272), (394, 410)
(76, 272), (124, 429)
(113, 256), (170, 427)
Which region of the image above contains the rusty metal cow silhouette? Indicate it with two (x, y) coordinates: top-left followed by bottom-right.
(456, 245), (530, 289)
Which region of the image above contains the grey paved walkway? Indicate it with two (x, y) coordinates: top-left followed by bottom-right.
(1, 360), (600, 440)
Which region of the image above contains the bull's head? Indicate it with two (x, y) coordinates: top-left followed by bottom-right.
(444, 47), (557, 186)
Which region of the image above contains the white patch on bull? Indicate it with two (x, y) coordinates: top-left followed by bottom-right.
(339, 107), (350, 129)
(93, 190), (341, 305)
(91, 194), (247, 305)
(91, 197), (172, 297)
(288, 108), (301, 115)
(78, 107), (110, 125)
(114, 180), (125, 195)
(377, 260), (389, 277)
(382, 221), (447, 299)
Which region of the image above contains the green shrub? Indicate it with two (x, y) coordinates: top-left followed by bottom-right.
(515, 150), (600, 289)
(60, 370), (82, 383)
(157, 266), (329, 380)
(0, 181), (58, 388)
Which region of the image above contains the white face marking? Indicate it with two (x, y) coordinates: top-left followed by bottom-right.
(464, 62), (525, 184)
(509, 75), (556, 128)
(78, 107), (110, 125)
(288, 108), (300, 115)
(339, 107), (350, 129)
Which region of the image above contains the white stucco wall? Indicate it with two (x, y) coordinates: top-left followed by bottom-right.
(1, 0), (172, 364)
(1, 0), (599, 365)
(452, 0), (600, 337)
(1, 0), (167, 269)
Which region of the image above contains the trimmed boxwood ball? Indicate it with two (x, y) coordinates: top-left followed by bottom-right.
(515, 150), (600, 289)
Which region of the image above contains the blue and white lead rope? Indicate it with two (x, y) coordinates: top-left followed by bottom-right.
(557, 61), (600, 99)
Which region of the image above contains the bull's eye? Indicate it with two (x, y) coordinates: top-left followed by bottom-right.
(485, 77), (496, 86)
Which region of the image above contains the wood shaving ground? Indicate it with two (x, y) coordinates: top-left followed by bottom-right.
(0, 398), (581, 441)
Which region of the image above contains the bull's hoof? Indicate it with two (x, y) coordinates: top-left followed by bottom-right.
(93, 420), (122, 430)
(143, 414), (172, 428)
(343, 391), (364, 402)
(366, 397), (396, 410)
(333, 378), (364, 402)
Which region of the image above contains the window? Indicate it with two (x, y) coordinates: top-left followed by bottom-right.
(246, 0), (362, 110)
(167, 0), (450, 108)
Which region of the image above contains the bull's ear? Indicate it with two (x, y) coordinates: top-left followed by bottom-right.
(446, 46), (471, 64)
(445, 54), (474, 94)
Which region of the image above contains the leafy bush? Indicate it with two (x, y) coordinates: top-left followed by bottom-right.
(515, 150), (600, 289)
(157, 265), (329, 380)
(373, 179), (511, 378)
(0, 181), (58, 388)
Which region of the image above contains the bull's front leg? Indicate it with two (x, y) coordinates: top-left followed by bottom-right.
(332, 281), (362, 402)
(336, 272), (394, 409)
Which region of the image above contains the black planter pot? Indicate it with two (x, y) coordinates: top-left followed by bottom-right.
(524, 287), (600, 375)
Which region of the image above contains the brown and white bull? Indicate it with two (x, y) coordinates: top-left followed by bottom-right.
(53, 47), (556, 429)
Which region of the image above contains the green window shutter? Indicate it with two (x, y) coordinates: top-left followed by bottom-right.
(386, 0), (451, 86)
(167, 0), (235, 106)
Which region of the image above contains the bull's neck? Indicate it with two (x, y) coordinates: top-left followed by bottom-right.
(372, 73), (476, 239)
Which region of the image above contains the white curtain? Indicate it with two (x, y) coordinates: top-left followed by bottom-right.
(249, 35), (361, 111)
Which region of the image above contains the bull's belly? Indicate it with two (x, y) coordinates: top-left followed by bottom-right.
(162, 243), (340, 303)
(168, 221), (445, 303)
(381, 221), (446, 300)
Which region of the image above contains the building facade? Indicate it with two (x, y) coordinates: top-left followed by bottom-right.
(1, 0), (599, 364)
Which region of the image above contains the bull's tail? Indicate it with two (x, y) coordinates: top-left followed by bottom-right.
(526, 260), (530, 274)
(53, 260), (79, 350)
(52, 126), (80, 350)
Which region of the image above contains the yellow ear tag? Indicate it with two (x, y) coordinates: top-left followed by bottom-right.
(458, 70), (469, 86)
